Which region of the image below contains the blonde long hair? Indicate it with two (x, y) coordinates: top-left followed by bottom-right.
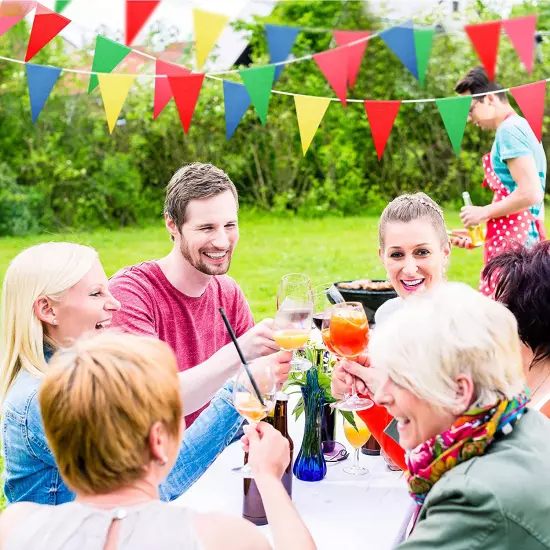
(0, 242), (98, 400)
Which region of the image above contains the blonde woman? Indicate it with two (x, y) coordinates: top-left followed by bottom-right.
(0, 333), (314, 550)
(0, 242), (290, 504)
(357, 283), (550, 548)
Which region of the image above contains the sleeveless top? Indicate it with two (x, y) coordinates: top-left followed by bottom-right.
(4, 500), (205, 550)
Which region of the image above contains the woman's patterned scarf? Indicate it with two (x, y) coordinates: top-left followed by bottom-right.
(405, 390), (530, 505)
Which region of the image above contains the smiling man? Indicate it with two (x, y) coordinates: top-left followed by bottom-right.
(109, 163), (283, 426)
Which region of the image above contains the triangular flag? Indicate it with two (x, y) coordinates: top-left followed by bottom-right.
(154, 59), (190, 120)
(510, 81), (546, 142)
(125, 0), (160, 46)
(364, 100), (401, 160)
(464, 21), (501, 81)
(168, 74), (205, 134)
(25, 63), (62, 123)
(193, 8), (229, 71)
(25, 3), (70, 62)
(54, 0), (70, 13)
(379, 21), (418, 80)
(436, 95), (472, 156)
(413, 28), (434, 88)
(503, 16), (537, 74)
(265, 24), (300, 82)
(88, 36), (132, 94)
(313, 47), (348, 106)
(294, 95), (330, 155)
(239, 65), (275, 125)
(333, 30), (369, 89)
(98, 73), (136, 134)
(0, 1), (36, 37)
(223, 81), (251, 140)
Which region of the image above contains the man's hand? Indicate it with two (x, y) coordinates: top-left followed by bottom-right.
(242, 422), (290, 479)
(237, 319), (279, 361)
(460, 205), (489, 227)
(250, 351), (292, 390)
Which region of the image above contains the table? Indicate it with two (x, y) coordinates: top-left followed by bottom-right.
(175, 396), (412, 549)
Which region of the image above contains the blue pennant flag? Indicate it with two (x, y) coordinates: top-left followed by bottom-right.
(223, 81), (251, 140)
(265, 24), (300, 82)
(379, 20), (418, 80)
(26, 64), (63, 123)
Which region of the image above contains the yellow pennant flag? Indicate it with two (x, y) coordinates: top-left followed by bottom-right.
(294, 95), (331, 155)
(193, 8), (229, 70)
(98, 74), (136, 134)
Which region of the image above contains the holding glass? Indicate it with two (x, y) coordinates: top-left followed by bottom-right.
(343, 412), (371, 475)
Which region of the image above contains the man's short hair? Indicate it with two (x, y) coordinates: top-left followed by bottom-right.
(455, 66), (508, 103)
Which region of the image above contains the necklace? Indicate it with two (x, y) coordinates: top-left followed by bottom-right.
(531, 369), (550, 398)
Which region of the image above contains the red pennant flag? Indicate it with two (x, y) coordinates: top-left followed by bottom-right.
(313, 47), (348, 107)
(154, 59), (190, 120)
(169, 73), (205, 133)
(25, 3), (70, 62)
(503, 15), (537, 74)
(510, 80), (546, 142)
(464, 21), (501, 81)
(126, 0), (160, 46)
(364, 100), (401, 160)
(333, 30), (369, 89)
(0, 1), (36, 37)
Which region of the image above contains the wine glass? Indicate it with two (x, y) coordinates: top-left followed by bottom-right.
(274, 274), (314, 372)
(329, 302), (373, 412)
(232, 363), (276, 478)
(312, 283), (345, 332)
(342, 412), (371, 475)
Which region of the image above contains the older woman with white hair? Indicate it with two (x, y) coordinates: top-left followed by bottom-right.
(348, 282), (550, 549)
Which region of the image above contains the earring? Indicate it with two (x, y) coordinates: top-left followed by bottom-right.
(158, 456), (168, 466)
(52, 319), (57, 325)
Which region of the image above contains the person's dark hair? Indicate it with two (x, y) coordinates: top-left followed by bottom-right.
(455, 66), (508, 103)
(483, 240), (550, 368)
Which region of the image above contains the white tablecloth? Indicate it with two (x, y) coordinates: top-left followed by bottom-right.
(175, 396), (411, 549)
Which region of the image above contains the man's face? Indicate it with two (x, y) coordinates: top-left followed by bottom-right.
(175, 191), (239, 276)
(462, 93), (497, 131)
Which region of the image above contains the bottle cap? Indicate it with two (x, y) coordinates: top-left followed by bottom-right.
(275, 391), (288, 402)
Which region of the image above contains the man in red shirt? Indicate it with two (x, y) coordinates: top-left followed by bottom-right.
(110, 162), (288, 425)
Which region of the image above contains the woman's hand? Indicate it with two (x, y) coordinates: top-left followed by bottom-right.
(242, 423), (290, 479)
(331, 353), (371, 398)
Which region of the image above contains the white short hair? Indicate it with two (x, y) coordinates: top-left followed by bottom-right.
(369, 283), (526, 410)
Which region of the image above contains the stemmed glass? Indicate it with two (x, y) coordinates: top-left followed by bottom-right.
(274, 274), (314, 372)
(312, 283), (345, 332)
(328, 302), (373, 412)
(232, 362), (277, 478)
(342, 412), (371, 475)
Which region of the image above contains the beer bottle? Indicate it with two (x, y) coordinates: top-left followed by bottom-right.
(243, 391), (293, 526)
(462, 191), (485, 247)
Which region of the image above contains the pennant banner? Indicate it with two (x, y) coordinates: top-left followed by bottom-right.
(504, 15), (537, 74)
(364, 100), (401, 160)
(26, 3), (70, 62)
(26, 63), (62, 123)
(98, 73), (136, 133)
(126, 0), (160, 46)
(239, 65), (275, 125)
(380, 20), (418, 80)
(436, 95), (472, 156)
(294, 95), (330, 155)
(313, 47), (348, 107)
(54, 0), (70, 13)
(413, 28), (434, 88)
(464, 21), (501, 81)
(0, 1), (36, 37)
(223, 81), (251, 140)
(193, 8), (229, 71)
(88, 36), (132, 94)
(265, 24), (300, 82)
(510, 80), (546, 142)
(169, 74), (205, 134)
(153, 59), (190, 120)
(333, 30), (369, 90)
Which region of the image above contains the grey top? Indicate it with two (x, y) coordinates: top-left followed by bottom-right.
(5, 500), (204, 550)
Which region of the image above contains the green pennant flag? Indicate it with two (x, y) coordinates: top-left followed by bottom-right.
(435, 95), (472, 156)
(238, 65), (276, 125)
(414, 28), (435, 88)
(88, 36), (132, 94)
(55, 0), (71, 13)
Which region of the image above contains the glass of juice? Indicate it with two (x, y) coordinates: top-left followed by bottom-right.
(232, 363), (276, 478)
(343, 412), (371, 475)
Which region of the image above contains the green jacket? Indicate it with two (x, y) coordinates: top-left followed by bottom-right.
(398, 409), (550, 550)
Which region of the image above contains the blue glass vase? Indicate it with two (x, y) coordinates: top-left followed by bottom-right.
(293, 367), (327, 482)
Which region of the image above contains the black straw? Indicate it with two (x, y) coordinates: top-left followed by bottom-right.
(219, 308), (265, 407)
